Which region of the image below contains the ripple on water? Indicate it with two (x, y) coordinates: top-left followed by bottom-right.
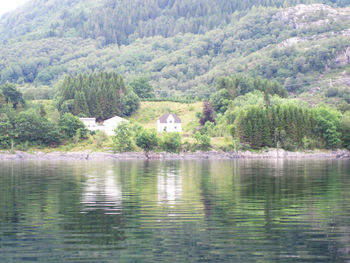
(0, 159), (350, 262)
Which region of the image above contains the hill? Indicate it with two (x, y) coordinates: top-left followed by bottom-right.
(0, 0), (349, 106)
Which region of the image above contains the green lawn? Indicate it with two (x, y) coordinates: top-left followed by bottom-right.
(129, 101), (203, 133)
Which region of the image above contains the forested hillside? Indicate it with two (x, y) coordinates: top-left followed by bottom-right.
(0, 0), (349, 104)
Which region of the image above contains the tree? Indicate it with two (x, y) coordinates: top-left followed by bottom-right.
(200, 100), (215, 126)
(128, 77), (155, 99)
(135, 129), (159, 157)
(0, 113), (13, 148)
(0, 91), (5, 108)
(210, 89), (230, 114)
(1, 82), (25, 109)
(59, 113), (88, 139)
(57, 72), (138, 121)
(341, 111), (350, 150)
(194, 132), (211, 151)
(15, 111), (61, 145)
(161, 132), (182, 153)
(121, 91), (140, 116)
(113, 121), (135, 152)
(312, 105), (342, 149)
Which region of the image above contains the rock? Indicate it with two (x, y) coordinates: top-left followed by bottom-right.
(0, 149), (349, 161)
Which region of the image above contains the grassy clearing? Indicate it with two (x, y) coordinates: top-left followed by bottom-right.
(129, 101), (203, 133)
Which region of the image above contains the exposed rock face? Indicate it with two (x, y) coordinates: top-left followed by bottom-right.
(275, 4), (350, 48)
(274, 4), (350, 30)
(335, 47), (350, 67)
(0, 150), (349, 161)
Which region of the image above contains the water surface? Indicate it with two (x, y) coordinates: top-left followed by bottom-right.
(0, 159), (350, 262)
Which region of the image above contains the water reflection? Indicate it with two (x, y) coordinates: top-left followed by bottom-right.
(81, 169), (122, 213)
(0, 159), (350, 263)
(157, 168), (182, 206)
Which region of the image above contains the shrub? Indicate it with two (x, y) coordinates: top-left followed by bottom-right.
(194, 132), (211, 151)
(312, 105), (342, 149)
(161, 132), (182, 153)
(95, 130), (108, 148)
(325, 87), (339, 97)
(59, 113), (88, 139)
(113, 122), (135, 152)
(15, 110), (61, 146)
(341, 111), (350, 150)
(135, 129), (159, 155)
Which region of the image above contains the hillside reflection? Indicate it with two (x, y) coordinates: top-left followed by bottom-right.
(0, 160), (350, 263)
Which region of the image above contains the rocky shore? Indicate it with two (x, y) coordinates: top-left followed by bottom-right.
(0, 149), (349, 161)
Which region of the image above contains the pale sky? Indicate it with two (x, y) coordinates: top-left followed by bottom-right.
(0, 0), (29, 16)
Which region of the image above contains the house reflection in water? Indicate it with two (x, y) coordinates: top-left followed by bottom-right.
(81, 170), (122, 214)
(157, 169), (182, 207)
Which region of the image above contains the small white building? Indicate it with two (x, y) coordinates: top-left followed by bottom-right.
(79, 118), (102, 132)
(79, 116), (128, 136)
(157, 113), (182, 132)
(103, 116), (126, 136)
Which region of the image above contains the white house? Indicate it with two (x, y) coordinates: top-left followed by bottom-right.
(157, 113), (182, 132)
(79, 118), (102, 132)
(103, 116), (127, 136)
(79, 116), (128, 136)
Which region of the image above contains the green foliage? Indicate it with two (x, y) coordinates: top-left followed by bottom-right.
(161, 132), (182, 153)
(0, 82), (25, 109)
(73, 129), (83, 144)
(0, 91), (5, 108)
(121, 90), (140, 116)
(23, 86), (55, 100)
(57, 72), (139, 120)
(135, 129), (159, 153)
(194, 132), (211, 151)
(0, 113), (13, 148)
(14, 110), (61, 146)
(0, 3), (349, 99)
(235, 103), (313, 149)
(229, 125), (235, 138)
(341, 111), (350, 149)
(59, 113), (87, 139)
(200, 121), (217, 137)
(210, 89), (231, 114)
(94, 130), (108, 148)
(113, 122), (136, 152)
(311, 105), (342, 149)
(128, 77), (155, 99)
(234, 102), (346, 150)
(211, 75), (287, 114)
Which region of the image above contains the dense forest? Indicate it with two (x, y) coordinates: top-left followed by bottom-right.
(1, 0), (349, 45)
(57, 72), (139, 120)
(0, 0), (349, 106)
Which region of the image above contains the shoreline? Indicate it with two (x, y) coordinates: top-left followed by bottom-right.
(0, 149), (349, 161)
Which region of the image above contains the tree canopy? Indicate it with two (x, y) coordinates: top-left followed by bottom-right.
(57, 72), (140, 120)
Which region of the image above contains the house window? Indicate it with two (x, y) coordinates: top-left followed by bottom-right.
(174, 126), (177, 129)
(169, 120), (172, 123)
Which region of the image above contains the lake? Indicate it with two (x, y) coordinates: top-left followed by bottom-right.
(0, 159), (350, 263)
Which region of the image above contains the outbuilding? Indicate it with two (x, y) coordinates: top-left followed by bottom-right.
(79, 116), (128, 136)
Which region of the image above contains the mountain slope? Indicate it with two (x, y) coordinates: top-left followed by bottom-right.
(0, 0), (349, 104)
(1, 0), (349, 45)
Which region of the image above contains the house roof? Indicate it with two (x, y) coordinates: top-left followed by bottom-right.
(104, 116), (126, 123)
(158, 113), (181, 124)
(79, 118), (96, 121)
